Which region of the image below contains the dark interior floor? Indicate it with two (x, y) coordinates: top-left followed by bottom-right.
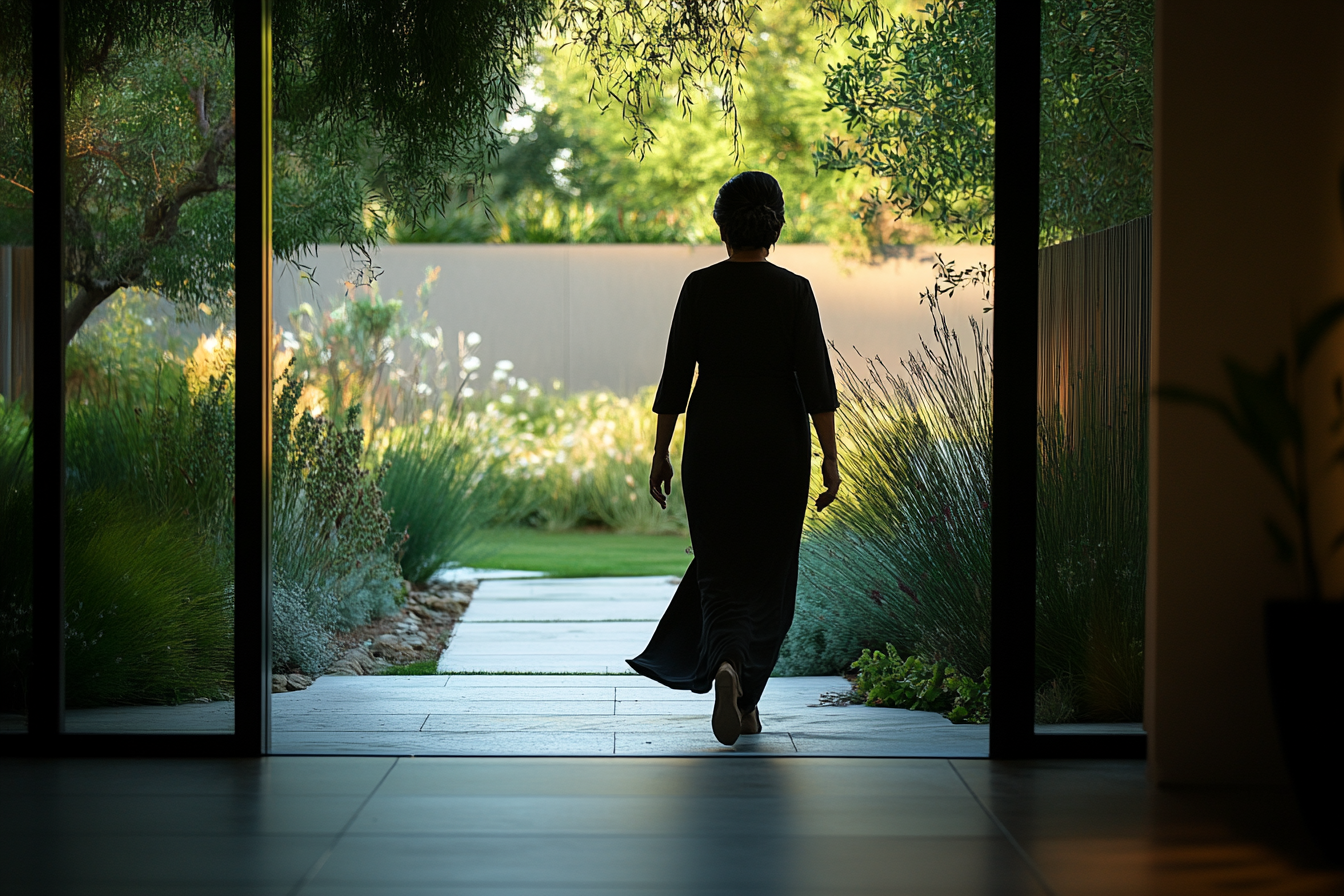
(1, 755), (1339, 895)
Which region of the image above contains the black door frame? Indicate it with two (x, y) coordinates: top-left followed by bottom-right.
(7, 0), (1144, 760)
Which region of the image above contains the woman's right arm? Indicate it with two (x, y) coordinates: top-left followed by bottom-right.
(649, 413), (679, 509)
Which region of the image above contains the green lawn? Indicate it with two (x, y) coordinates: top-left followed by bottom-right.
(452, 529), (693, 577)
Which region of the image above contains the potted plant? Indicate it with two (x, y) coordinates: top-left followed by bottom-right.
(1159, 170), (1344, 863)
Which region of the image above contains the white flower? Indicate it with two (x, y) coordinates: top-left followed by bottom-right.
(461, 356), (482, 372)
(460, 386), (475, 398)
(501, 394), (515, 405)
(493, 368), (509, 382)
(416, 383), (433, 395)
(466, 332), (483, 348)
(495, 359), (514, 372)
(517, 378), (529, 390)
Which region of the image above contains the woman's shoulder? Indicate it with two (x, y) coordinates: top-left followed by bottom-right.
(690, 259), (811, 286)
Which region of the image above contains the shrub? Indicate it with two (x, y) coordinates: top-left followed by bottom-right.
(850, 645), (990, 725)
(464, 380), (689, 533)
(271, 363), (404, 673)
(63, 489), (233, 708)
(283, 265), (460, 432)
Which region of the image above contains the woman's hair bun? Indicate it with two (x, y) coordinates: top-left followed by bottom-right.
(713, 171), (786, 250)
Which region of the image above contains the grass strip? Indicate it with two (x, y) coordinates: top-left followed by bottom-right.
(451, 528), (693, 577)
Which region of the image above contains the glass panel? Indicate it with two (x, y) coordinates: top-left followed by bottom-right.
(61, 21), (235, 733)
(0, 246), (32, 733)
(1, 11), (33, 733)
(267, 1), (995, 755)
(1035, 1), (1153, 734)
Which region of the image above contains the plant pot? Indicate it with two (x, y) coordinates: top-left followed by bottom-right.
(1264, 599), (1344, 864)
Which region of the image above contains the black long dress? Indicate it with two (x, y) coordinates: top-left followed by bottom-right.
(627, 259), (838, 713)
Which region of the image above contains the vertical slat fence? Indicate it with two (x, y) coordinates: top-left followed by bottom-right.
(1038, 215), (1152, 428)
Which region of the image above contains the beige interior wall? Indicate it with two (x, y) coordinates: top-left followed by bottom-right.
(274, 243), (994, 396)
(1148, 0), (1344, 785)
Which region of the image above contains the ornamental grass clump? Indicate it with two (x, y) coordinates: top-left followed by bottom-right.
(1036, 366), (1147, 722)
(0, 397), (32, 714)
(783, 257), (1148, 723)
(374, 420), (497, 583)
(62, 491), (234, 708)
(784, 258), (994, 678)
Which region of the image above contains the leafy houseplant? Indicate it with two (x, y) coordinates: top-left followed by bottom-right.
(1158, 173), (1344, 863)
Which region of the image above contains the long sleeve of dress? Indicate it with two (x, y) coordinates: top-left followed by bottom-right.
(792, 280), (839, 413)
(652, 275), (698, 414)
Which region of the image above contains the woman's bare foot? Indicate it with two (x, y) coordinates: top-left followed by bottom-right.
(712, 662), (742, 745)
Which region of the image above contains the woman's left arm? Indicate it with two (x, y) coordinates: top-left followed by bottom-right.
(811, 411), (840, 511)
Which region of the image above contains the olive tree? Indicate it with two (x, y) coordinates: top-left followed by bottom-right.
(0, 0), (774, 343)
(813, 0), (1153, 245)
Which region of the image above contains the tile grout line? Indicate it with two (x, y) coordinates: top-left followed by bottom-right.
(787, 732), (799, 753)
(289, 757), (401, 896)
(948, 760), (1059, 896)
(612, 687), (617, 716)
(612, 731), (617, 755)
(418, 714), (429, 732)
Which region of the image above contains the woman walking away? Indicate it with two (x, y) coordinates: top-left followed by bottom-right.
(627, 171), (841, 746)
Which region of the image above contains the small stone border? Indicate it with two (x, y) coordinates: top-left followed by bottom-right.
(271, 579), (477, 693)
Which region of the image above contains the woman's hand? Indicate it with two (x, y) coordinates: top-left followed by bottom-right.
(649, 451), (675, 510)
(815, 455), (841, 511)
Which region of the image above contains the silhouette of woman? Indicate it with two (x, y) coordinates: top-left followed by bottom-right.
(627, 171), (841, 746)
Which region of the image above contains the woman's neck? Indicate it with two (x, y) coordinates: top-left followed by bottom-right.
(726, 245), (770, 262)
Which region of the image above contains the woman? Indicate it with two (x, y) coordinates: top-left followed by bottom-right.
(627, 171), (841, 746)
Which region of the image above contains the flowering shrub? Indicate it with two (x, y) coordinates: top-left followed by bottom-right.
(458, 377), (688, 533)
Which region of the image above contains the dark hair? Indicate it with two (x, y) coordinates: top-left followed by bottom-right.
(713, 171), (786, 250)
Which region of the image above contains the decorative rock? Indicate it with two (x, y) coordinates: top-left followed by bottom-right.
(286, 672), (314, 691)
(316, 579), (476, 678)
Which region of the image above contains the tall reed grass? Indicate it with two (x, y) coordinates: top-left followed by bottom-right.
(1036, 366), (1147, 722)
(781, 259), (1147, 723)
(374, 421), (496, 583)
(782, 267), (994, 678)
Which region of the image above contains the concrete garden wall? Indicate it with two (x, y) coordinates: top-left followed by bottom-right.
(273, 243), (995, 396)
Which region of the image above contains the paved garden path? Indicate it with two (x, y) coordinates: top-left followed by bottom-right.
(269, 574), (991, 756)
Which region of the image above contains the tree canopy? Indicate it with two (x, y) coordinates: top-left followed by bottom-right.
(815, 0), (1153, 245)
(1, 0), (805, 340)
(0, 0), (1156, 346)
(395, 0), (900, 253)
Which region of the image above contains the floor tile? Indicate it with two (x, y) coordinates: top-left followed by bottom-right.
(0, 792), (369, 835)
(345, 790), (997, 838)
(314, 832), (1045, 893)
(614, 731), (799, 754)
(1, 832), (330, 889)
(0, 756), (395, 797)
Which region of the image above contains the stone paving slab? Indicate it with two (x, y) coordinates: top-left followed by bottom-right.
(270, 673), (988, 756)
(438, 622), (658, 674)
(268, 576), (992, 756)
